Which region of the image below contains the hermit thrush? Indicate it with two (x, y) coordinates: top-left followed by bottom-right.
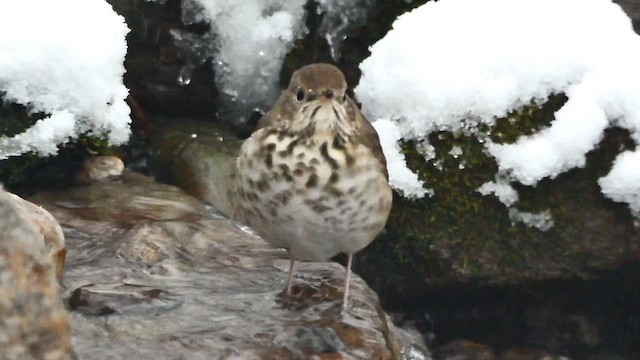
(232, 63), (392, 309)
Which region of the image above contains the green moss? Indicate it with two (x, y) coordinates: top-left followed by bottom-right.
(489, 93), (567, 144)
(355, 95), (638, 306)
(1, 100), (117, 192)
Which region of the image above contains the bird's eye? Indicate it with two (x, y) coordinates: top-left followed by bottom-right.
(296, 88), (305, 102)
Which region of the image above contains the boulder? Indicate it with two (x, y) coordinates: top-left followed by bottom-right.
(0, 189), (73, 360)
(29, 171), (419, 359)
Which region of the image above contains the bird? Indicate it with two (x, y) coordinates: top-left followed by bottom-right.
(232, 63), (392, 309)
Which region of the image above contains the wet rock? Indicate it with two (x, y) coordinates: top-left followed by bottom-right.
(147, 115), (640, 314)
(75, 155), (125, 184)
(434, 339), (495, 360)
(29, 171), (407, 359)
(68, 283), (183, 317)
(586, 351), (626, 360)
(358, 115), (640, 303)
(0, 189), (66, 281)
(497, 348), (562, 360)
(0, 190), (73, 360)
(524, 297), (602, 353)
(148, 117), (241, 216)
(614, 0), (640, 32)
(106, 0), (218, 118)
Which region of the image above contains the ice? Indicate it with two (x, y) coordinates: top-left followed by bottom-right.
(316, 0), (378, 60)
(176, 0), (375, 120)
(0, 0), (130, 159)
(355, 0), (640, 217)
(178, 0), (308, 122)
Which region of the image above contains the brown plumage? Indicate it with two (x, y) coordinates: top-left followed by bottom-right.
(233, 63), (392, 309)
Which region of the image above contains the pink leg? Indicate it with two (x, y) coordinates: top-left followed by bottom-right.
(342, 253), (353, 309)
(286, 257), (295, 295)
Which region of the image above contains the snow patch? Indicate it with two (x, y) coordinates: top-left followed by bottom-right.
(0, 0), (130, 159)
(356, 0), (640, 217)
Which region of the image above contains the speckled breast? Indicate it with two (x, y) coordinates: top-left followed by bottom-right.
(234, 129), (392, 261)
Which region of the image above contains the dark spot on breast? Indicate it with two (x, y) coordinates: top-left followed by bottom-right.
(256, 179), (270, 192)
(302, 125), (316, 138)
(311, 105), (320, 120)
(293, 168), (304, 177)
(279, 164), (293, 182)
(347, 186), (357, 195)
(345, 153), (355, 167)
(269, 207), (278, 217)
(304, 198), (330, 213)
(324, 216), (343, 226)
(328, 172), (339, 184)
(310, 158), (320, 166)
(273, 191), (292, 205)
(332, 107), (341, 122)
(265, 154), (273, 168)
(297, 152), (305, 159)
(254, 207), (266, 220)
(285, 139), (299, 154)
(327, 187), (343, 198)
(265, 143), (276, 152)
(332, 136), (346, 150)
(320, 142), (339, 170)
(306, 173), (319, 188)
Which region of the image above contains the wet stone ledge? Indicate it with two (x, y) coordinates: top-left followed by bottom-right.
(27, 170), (416, 359)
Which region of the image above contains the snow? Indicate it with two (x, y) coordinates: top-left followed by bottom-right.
(175, 0), (375, 120)
(0, 0), (130, 159)
(477, 178), (519, 207)
(355, 0), (640, 219)
(599, 150), (640, 217)
(373, 119), (428, 198)
(176, 0), (307, 121)
(508, 209), (554, 231)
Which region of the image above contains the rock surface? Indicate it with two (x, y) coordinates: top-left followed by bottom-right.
(148, 117), (640, 306)
(148, 117), (241, 217)
(29, 171), (413, 359)
(2, 190), (67, 281)
(0, 190), (73, 360)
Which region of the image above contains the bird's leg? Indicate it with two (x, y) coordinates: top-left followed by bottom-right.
(342, 253), (353, 310)
(286, 257), (296, 295)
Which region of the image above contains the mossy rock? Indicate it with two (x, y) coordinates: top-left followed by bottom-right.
(1, 101), (116, 193)
(355, 94), (640, 306)
(147, 117), (242, 216)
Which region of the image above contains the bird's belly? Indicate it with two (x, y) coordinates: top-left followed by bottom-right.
(234, 137), (392, 261)
(250, 174), (390, 261)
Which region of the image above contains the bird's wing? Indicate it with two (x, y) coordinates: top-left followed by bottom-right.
(349, 99), (389, 181)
